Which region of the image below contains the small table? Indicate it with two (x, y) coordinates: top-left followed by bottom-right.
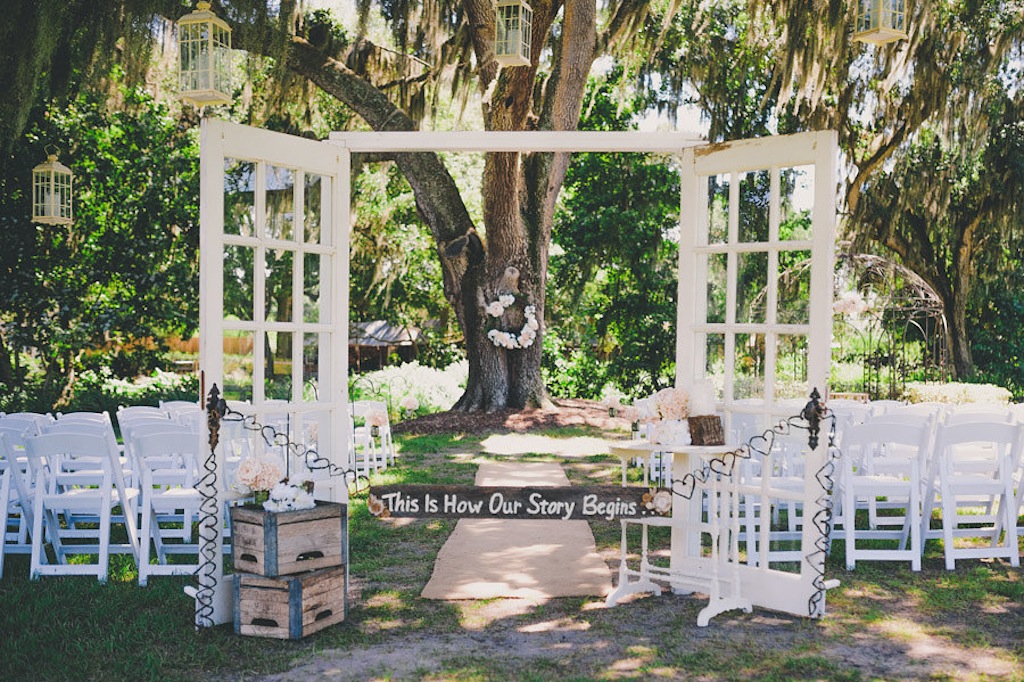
(605, 441), (753, 626)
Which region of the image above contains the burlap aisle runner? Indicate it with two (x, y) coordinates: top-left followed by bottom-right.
(420, 460), (613, 600)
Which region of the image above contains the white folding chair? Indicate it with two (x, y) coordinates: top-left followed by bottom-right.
(131, 431), (203, 585)
(25, 432), (140, 582)
(0, 432), (35, 577)
(841, 418), (932, 571)
(923, 421), (1022, 570)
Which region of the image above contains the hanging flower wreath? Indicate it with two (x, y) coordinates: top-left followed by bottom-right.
(484, 294), (539, 349)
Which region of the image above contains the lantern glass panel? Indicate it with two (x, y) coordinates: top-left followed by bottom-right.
(32, 157), (73, 225)
(495, 1), (532, 66)
(178, 3), (233, 106)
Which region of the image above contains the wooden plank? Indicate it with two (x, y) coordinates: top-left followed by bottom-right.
(368, 485), (673, 521)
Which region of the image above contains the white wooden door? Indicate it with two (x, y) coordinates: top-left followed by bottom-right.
(194, 119), (350, 626)
(676, 130), (838, 618)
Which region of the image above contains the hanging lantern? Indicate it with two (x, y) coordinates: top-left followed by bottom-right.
(177, 1), (233, 107)
(854, 0), (908, 45)
(32, 148), (73, 226)
(495, 0), (532, 67)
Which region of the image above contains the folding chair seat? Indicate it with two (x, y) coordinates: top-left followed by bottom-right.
(131, 431), (203, 585)
(922, 421), (1022, 570)
(25, 432), (139, 582)
(841, 418), (932, 571)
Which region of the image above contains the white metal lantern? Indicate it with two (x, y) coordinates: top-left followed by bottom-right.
(32, 150), (73, 226)
(177, 1), (233, 107)
(495, 0), (532, 67)
(854, 0), (908, 45)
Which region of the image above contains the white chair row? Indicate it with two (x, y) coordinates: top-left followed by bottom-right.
(0, 408), (210, 584)
(839, 413), (1022, 571)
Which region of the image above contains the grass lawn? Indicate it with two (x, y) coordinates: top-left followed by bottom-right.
(1, 424), (1022, 681)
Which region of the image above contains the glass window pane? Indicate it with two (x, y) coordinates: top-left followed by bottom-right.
(734, 333), (765, 400)
(266, 165), (295, 241)
(738, 170), (770, 243)
(776, 334), (809, 399)
(704, 333), (725, 400)
(265, 331), (293, 400)
(780, 165), (814, 241)
(736, 251), (768, 324)
(223, 244), (254, 322)
(706, 174), (729, 244)
(705, 252), (727, 323)
(305, 174), (325, 245)
(303, 253), (321, 324)
(223, 331), (254, 402)
(778, 250), (811, 325)
(264, 248), (294, 323)
(303, 332), (320, 401)
(224, 159), (254, 237)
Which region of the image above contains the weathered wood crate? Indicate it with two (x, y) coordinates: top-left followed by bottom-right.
(233, 565), (347, 640)
(230, 501), (347, 577)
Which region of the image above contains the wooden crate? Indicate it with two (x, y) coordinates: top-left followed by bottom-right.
(234, 565), (347, 640)
(230, 501), (347, 577)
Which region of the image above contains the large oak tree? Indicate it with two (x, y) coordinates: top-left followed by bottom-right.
(3, 0), (1023, 404)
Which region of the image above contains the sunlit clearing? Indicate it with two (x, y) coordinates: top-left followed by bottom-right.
(873, 618), (1017, 676)
(481, 433), (610, 457)
(364, 591), (405, 609)
(519, 617), (591, 633)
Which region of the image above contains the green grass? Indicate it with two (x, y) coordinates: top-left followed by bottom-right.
(2, 426), (1023, 681)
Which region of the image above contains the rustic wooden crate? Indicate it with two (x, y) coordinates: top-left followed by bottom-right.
(688, 415), (725, 446)
(233, 565), (347, 640)
(230, 501), (347, 577)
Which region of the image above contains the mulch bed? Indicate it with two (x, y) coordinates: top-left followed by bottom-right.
(392, 398), (628, 436)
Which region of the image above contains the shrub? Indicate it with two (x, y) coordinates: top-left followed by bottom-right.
(349, 360), (467, 419)
(902, 381), (1012, 405)
(64, 369), (199, 414)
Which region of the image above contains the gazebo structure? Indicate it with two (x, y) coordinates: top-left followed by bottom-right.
(192, 120), (838, 627)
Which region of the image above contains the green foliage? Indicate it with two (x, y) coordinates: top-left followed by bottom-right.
(540, 328), (607, 400)
(0, 84), (199, 402)
(62, 368), (199, 415)
(547, 76), (679, 399)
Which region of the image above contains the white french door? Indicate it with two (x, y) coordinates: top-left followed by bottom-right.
(676, 130), (839, 617)
(194, 119), (350, 625)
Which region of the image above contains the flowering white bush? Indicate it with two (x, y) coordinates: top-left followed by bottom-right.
(235, 457), (283, 494)
(904, 381), (1011, 405)
(262, 480), (316, 512)
(833, 290), (870, 316)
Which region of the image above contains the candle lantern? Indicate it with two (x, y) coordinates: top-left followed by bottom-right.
(495, 0), (532, 67)
(32, 149), (73, 226)
(854, 0), (908, 45)
(177, 1), (233, 107)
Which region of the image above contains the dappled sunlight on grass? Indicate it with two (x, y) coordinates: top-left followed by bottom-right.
(481, 432), (613, 458)
(870, 617), (1019, 677)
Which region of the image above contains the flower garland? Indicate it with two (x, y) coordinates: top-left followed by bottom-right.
(484, 294), (539, 349)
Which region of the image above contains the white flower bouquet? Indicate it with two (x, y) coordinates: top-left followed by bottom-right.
(262, 480), (317, 512)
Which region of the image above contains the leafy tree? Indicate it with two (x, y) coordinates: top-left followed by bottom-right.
(0, 86), (199, 405)
(548, 77), (679, 398)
